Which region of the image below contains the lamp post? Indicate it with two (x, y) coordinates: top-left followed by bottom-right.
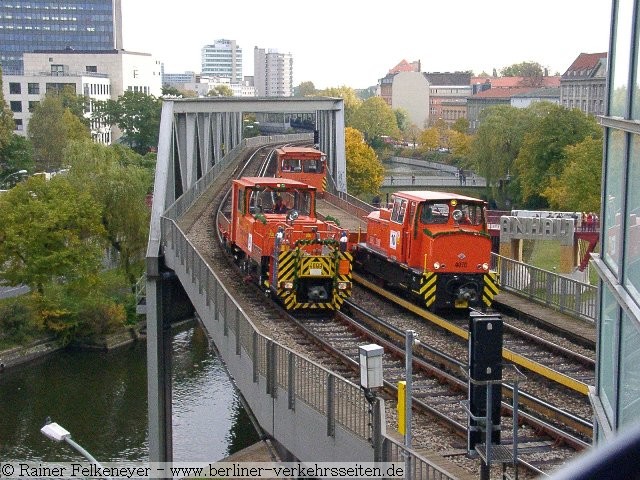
(41, 419), (112, 480)
(0, 169), (27, 188)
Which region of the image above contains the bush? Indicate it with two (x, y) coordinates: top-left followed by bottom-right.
(0, 298), (39, 345)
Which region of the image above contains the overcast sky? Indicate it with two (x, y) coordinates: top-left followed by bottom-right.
(121, 0), (613, 90)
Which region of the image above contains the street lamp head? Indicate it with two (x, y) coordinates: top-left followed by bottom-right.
(41, 421), (71, 442)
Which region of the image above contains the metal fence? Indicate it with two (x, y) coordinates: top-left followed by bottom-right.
(491, 253), (597, 322)
(160, 216), (372, 440)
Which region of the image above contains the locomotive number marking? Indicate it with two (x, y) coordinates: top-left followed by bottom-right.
(309, 262), (323, 276)
(455, 261), (467, 267)
(389, 230), (401, 250)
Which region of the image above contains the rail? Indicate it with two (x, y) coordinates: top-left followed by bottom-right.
(161, 216), (372, 440)
(491, 253), (597, 322)
(155, 135), (457, 477)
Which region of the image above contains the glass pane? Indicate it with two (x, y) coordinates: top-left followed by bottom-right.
(603, 128), (625, 274)
(610, 0), (633, 117)
(625, 136), (640, 299)
(619, 313), (640, 430)
(598, 287), (619, 426)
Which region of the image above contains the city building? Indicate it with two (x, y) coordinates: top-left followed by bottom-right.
(424, 72), (472, 126)
(590, 0), (640, 444)
(510, 87), (561, 108)
(560, 52), (607, 116)
(0, 0), (123, 74)
(201, 39), (243, 84)
(2, 49), (162, 143)
(253, 47), (293, 97)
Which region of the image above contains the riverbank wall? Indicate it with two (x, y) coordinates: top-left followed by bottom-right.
(0, 323), (145, 371)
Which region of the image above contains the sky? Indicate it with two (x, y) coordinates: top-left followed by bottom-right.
(121, 0), (613, 90)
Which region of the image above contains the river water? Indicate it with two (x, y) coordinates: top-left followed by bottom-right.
(0, 321), (259, 462)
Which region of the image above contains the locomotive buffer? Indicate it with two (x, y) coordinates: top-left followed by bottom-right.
(461, 312), (526, 480)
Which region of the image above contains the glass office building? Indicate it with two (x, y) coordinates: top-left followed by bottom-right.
(0, 0), (122, 74)
(591, 0), (640, 443)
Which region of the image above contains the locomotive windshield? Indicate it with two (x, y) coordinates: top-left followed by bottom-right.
(248, 186), (312, 216)
(420, 201), (484, 226)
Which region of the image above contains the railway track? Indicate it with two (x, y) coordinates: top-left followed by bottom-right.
(181, 140), (595, 478)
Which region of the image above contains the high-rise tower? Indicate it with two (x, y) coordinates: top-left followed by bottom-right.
(0, 0), (123, 74)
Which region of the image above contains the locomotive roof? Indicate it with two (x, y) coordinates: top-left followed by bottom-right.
(276, 146), (325, 155)
(234, 176), (316, 189)
(393, 190), (486, 203)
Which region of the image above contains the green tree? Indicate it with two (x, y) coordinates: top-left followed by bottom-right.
(162, 85), (182, 96)
(93, 91), (161, 155)
(345, 127), (384, 196)
(64, 140), (152, 289)
(350, 97), (400, 147)
(543, 136), (603, 212)
(500, 61), (544, 77)
(0, 134), (34, 174)
(318, 86), (362, 127)
(0, 175), (105, 294)
(470, 105), (532, 206)
(0, 68), (15, 152)
(207, 85), (233, 97)
(58, 85), (90, 126)
(500, 61), (546, 87)
(296, 81), (316, 97)
(451, 117), (470, 134)
(394, 108), (409, 133)
(27, 95), (68, 171)
(515, 103), (601, 207)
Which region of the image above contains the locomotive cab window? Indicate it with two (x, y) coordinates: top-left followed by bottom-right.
(282, 159), (302, 172)
(421, 202), (449, 224)
(238, 188), (246, 214)
(303, 158), (324, 173)
(454, 203), (484, 226)
(391, 198), (408, 223)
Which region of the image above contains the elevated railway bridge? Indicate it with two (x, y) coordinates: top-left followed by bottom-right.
(145, 97), (597, 477)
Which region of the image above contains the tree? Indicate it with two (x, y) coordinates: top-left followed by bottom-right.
(58, 85), (90, 127)
(0, 134), (34, 174)
(470, 105), (532, 206)
(515, 103), (601, 206)
(318, 86), (362, 127)
(27, 95), (68, 171)
(93, 91), (161, 155)
(64, 140), (152, 289)
(419, 127), (439, 152)
(350, 97), (400, 147)
(451, 117), (470, 134)
(394, 108), (409, 133)
(207, 85), (233, 97)
(449, 130), (473, 159)
(500, 61), (544, 77)
(296, 81), (316, 97)
(0, 67), (15, 152)
(543, 136), (603, 212)
(0, 175), (105, 294)
(344, 127), (384, 196)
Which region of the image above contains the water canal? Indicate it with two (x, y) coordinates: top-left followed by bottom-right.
(0, 321), (259, 462)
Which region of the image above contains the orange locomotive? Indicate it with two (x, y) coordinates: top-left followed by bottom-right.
(275, 146), (327, 195)
(353, 190), (499, 311)
(219, 177), (352, 311)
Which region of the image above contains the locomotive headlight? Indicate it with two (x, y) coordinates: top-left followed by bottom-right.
(433, 262), (441, 270)
(337, 281), (351, 290)
(482, 262), (489, 271)
(281, 281), (294, 290)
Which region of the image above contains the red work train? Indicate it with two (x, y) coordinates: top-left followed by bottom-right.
(218, 177), (352, 311)
(352, 190), (499, 311)
(275, 146), (327, 195)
